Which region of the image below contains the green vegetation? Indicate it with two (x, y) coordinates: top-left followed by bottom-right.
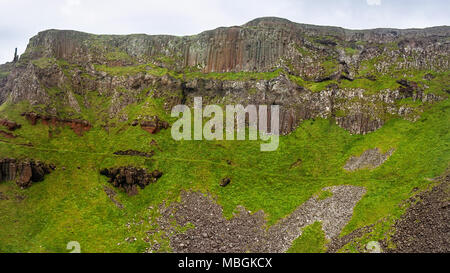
(105, 50), (136, 64)
(0, 39), (449, 252)
(93, 62), (284, 81)
(90, 50), (449, 95)
(32, 57), (57, 69)
(0, 71), (9, 79)
(316, 190), (333, 200)
(287, 222), (328, 253)
(0, 90), (448, 252)
(344, 47), (359, 56)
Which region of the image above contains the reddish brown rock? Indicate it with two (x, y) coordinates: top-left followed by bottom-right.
(0, 130), (16, 138)
(0, 119), (21, 131)
(18, 165), (33, 189)
(22, 112), (91, 136)
(140, 116), (169, 135)
(22, 112), (40, 125)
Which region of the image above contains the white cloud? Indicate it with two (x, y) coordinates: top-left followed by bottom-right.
(60, 0), (81, 16)
(366, 0), (381, 6)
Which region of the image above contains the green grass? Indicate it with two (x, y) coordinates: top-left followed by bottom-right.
(316, 189), (333, 200)
(94, 62), (284, 81)
(0, 71), (9, 79)
(0, 53), (449, 252)
(31, 57), (57, 69)
(0, 94), (448, 252)
(287, 222), (328, 253)
(344, 47), (359, 56)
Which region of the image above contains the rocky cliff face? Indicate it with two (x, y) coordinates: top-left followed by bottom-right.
(0, 17), (448, 135)
(14, 17), (450, 74)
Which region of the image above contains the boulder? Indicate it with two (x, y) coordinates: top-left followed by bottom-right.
(220, 178), (231, 187)
(100, 166), (163, 196)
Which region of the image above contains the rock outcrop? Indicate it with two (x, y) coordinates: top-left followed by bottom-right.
(0, 158), (55, 188)
(0, 17), (448, 135)
(22, 112), (91, 136)
(0, 130), (16, 138)
(139, 116), (170, 134)
(220, 178), (231, 187)
(100, 167), (163, 196)
(0, 119), (21, 131)
(172, 74), (441, 134)
(103, 186), (124, 209)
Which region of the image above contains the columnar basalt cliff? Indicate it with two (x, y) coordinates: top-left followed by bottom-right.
(0, 17), (448, 135)
(11, 17), (450, 73)
(0, 158), (55, 189)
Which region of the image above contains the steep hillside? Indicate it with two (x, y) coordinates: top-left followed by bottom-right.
(0, 17), (448, 253)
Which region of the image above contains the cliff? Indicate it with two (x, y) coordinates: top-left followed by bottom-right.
(0, 17), (449, 134)
(15, 17), (450, 74)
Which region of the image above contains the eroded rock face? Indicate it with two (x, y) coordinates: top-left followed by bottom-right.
(22, 112), (92, 136)
(139, 116), (170, 134)
(173, 74), (441, 135)
(0, 158), (55, 188)
(0, 17), (447, 135)
(14, 18), (450, 74)
(344, 148), (395, 171)
(100, 167), (163, 196)
(336, 114), (384, 135)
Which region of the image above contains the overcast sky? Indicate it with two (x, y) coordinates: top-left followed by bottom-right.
(0, 0), (449, 64)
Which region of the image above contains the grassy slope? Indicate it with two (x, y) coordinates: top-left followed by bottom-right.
(287, 222), (328, 253)
(0, 46), (449, 252)
(0, 89), (448, 252)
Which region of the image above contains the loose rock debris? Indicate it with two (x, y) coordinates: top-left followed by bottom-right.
(154, 185), (366, 253)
